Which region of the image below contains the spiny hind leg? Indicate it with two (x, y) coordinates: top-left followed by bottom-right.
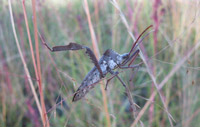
(39, 37), (104, 77)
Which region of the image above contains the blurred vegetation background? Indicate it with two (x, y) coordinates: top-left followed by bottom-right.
(0, 0), (200, 126)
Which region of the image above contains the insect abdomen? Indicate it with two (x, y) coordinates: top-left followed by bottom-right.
(72, 67), (103, 101)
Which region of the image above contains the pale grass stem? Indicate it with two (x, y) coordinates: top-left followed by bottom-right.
(31, 0), (49, 126)
(131, 41), (200, 126)
(22, 0), (49, 126)
(83, 0), (111, 126)
(110, 0), (175, 126)
(8, 0), (44, 126)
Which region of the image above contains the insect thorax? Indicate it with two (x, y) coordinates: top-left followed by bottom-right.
(101, 49), (128, 70)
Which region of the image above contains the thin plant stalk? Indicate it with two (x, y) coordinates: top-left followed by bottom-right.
(110, 0), (174, 126)
(83, 0), (111, 126)
(31, 0), (49, 126)
(22, 0), (49, 126)
(131, 40), (200, 126)
(8, 0), (43, 125)
(94, 0), (101, 44)
(149, 0), (162, 124)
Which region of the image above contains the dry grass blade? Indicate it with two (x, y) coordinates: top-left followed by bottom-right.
(83, 0), (100, 58)
(110, 0), (136, 42)
(22, 0), (49, 126)
(31, 0), (49, 126)
(8, 0), (43, 125)
(184, 107), (200, 126)
(110, 0), (175, 126)
(109, 0), (147, 121)
(131, 41), (200, 126)
(83, 0), (111, 126)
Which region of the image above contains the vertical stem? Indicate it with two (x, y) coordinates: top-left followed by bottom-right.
(83, 0), (111, 126)
(150, 0), (162, 125)
(31, 0), (49, 126)
(83, 0), (100, 58)
(111, 0), (174, 125)
(8, 0), (44, 126)
(94, 1), (101, 44)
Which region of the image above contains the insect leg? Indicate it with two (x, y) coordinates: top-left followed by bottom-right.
(119, 62), (143, 69)
(105, 71), (119, 90)
(115, 75), (136, 111)
(106, 70), (137, 111)
(48, 43), (104, 77)
(129, 65), (140, 85)
(43, 42), (86, 52)
(43, 43), (54, 52)
(128, 50), (140, 67)
(39, 33), (104, 77)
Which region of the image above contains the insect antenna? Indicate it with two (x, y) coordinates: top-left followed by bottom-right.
(128, 25), (153, 57)
(123, 25), (154, 66)
(128, 28), (155, 66)
(121, 26), (154, 66)
(128, 50), (140, 66)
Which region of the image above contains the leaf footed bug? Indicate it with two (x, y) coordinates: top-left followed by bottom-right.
(41, 25), (153, 107)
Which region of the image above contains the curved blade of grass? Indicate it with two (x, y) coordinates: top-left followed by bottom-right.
(8, 0), (43, 125)
(131, 40), (200, 126)
(110, 0), (175, 126)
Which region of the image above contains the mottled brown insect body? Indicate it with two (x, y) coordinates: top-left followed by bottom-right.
(42, 25), (153, 102)
(72, 49), (129, 101)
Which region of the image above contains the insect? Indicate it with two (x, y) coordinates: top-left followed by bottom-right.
(43, 25), (153, 103)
